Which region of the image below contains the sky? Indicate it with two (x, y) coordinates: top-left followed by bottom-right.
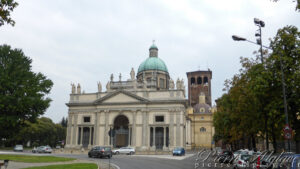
(0, 0), (299, 123)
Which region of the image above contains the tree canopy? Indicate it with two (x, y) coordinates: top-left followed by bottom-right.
(0, 0), (18, 26)
(0, 44), (53, 141)
(214, 25), (300, 153)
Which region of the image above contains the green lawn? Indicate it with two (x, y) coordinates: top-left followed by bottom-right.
(0, 154), (75, 163)
(23, 163), (98, 169)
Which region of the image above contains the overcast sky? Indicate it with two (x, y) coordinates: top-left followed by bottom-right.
(0, 0), (299, 123)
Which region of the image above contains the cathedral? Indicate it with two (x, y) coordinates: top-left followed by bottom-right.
(65, 43), (214, 151)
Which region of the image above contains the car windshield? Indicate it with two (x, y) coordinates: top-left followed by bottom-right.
(16, 145), (22, 147)
(235, 151), (241, 154)
(174, 148), (182, 151)
(241, 155), (251, 161)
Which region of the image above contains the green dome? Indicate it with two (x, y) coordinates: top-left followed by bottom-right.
(138, 57), (168, 73)
(149, 44), (158, 50)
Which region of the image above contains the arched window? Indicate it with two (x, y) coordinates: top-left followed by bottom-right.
(197, 77), (202, 84)
(204, 76), (208, 84)
(191, 77), (195, 85)
(200, 127), (206, 132)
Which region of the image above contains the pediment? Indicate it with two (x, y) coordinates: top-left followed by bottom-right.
(94, 90), (148, 104)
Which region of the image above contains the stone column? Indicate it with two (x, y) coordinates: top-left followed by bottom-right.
(163, 126), (167, 150)
(132, 111), (136, 146)
(89, 127), (92, 146)
(176, 110), (180, 146)
(94, 111), (99, 145)
(142, 111), (147, 148)
(80, 127), (83, 146)
(152, 127), (156, 150)
(104, 110), (109, 145)
(66, 114), (72, 145)
(169, 109), (174, 147)
(128, 126), (131, 146)
(72, 114), (78, 145)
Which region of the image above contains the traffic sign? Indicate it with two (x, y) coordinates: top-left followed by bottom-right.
(283, 124), (292, 140)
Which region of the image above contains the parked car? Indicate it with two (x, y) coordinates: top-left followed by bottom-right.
(32, 147), (37, 153)
(112, 147), (135, 155)
(218, 150), (233, 163)
(37, 146), (52, 153)
(88, 146), (112, 158)
(234, 150), (250, 158)
(246, 154), (272, 169)
(172, 147), (185, 156)
(13, 145), (23, 152)
(233, 154), (251, 169)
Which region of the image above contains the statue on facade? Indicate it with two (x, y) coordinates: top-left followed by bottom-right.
(106, 81), (110, 91)
(176, 78), (181, 89)
(181, 78), (186, 92)
(71, 83), (76, 94)
(97, 82), (102, 92)
(110, 74), (114, 81)
(130, 68), (135, 80)
(119, 73), (122, 81)
(169, 78), (175, 89)
(77, 83), (81, 94)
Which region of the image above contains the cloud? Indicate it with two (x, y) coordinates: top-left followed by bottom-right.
(0, 0), (299, 122)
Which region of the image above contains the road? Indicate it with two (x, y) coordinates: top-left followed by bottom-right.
(55, 153), (198, 169)
(0, 150), (200, 169)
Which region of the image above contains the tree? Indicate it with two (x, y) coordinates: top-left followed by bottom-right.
(0, 0), (18, 26)
(0, 44), (53, 142)
(273, 0), (300, 11)
(268, 25), (300, 153)
(214, 25), (300, 153)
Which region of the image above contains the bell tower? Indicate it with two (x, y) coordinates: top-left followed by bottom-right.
(186, 70), (212, 107)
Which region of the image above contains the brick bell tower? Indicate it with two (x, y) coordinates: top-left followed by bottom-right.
(186, 70), (212, 107)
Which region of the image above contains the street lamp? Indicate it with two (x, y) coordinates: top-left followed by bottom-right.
(232, 18), (291, 152)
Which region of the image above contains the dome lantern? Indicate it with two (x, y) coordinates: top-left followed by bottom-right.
(149, 40), (158, 57)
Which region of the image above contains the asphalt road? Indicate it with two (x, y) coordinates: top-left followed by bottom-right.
(1, 150), (220, 169)
(54, 153), (198, 169)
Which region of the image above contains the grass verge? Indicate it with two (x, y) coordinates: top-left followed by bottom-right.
(23, 163), (98, 169)
(0, 154), (75, 163)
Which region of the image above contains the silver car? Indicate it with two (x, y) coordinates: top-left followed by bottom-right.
(112, 147), (135, 155)
(233, 154), (251, 169)
(13, 145), (23, 152)
(37, 146), (52, 153)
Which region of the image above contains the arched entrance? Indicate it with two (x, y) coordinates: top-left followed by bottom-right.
(113, 115), (130, 148)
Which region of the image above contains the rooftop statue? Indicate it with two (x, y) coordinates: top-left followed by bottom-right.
(97, 82), (102, 92)
(130, 68), (135, 80)
(71, 83), (76, 94)
(119, 73), (122, 81)
(77, 83), (81, 94)
(169, 78), (174, 89)
(110, 74), (114, 81)
(106, 81), (110, 91)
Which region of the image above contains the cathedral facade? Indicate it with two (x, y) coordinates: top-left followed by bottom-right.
(65, 44), (190, 151)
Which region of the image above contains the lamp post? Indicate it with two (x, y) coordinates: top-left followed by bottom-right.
(232, 18), (291, 152)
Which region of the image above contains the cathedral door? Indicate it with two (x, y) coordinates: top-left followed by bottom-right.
(155, 127), (164, 150)
(113, 115), (129, 148)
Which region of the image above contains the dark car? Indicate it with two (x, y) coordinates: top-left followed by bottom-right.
(218, 150), (234, 163)
(173, 147), (185, 156)
(88, 146), (112, 158)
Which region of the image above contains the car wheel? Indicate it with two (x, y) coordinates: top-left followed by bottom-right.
(116, 151), (119, 155)
(129, 151), (133, 155)
(108, 155), (111, 159)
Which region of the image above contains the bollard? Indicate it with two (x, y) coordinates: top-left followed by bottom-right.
(4, 160), (9, 169)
